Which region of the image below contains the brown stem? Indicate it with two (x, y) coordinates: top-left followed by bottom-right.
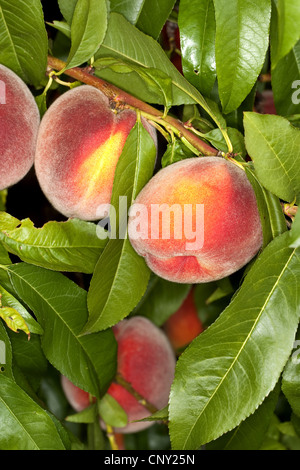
(46, 55), (218, 156)
(115, 373), (158, 415)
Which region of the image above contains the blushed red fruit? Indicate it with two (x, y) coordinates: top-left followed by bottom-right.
(61, 375), (96, 412)
(128, 157), (263, 284)
(0, 65), (40, 190)
(256, 90), (277, 115)
(34, 85), (156, 221)
(163, 290), (204, 350)
(61, 317), (176, 434)
(109, 316), (176, 433)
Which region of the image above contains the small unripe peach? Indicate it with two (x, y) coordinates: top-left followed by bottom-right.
(0, 65), (40, 190)
(128, 157), (263, 284)
(34, 85), (156, 221)
(163, 290), (204, 350)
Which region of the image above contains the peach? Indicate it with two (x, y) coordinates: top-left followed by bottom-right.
(61, 317), (176, 434)
(0, 65), (40, 190)
(128, 157), (263, 283)
(34, 85), (156, 221)
(163, 290), (204, 350)
(61, 375), (96, 412)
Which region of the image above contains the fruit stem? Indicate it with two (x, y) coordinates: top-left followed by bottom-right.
(46, 55), (218, 157)
(115, 373), (158, 415)
(106, 425), (119, 450)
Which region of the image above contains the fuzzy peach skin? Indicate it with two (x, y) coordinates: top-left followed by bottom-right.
(163, 290), (204, 350)
(61, 317), (176, 434)
(34, 85), (156, 221)
(0, 65), (40, 190)
(128, 157), (263, 284)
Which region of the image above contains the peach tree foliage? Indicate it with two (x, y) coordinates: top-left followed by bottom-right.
(0, 0), (299, 451)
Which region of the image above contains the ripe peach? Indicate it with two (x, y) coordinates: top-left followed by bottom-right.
(61, 317), (176, 434)
(163, 290), (204, 350)
(128, 157), (263, 283)
(61, 375), (96, 412)
(0, 65), (40, 190)
(34, 85), (156, 221)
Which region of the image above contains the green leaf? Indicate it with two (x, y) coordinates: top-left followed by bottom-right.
(271, 0), (300, 69)
(95, 14), (230, 147)
(0, 284), (42, 335)
(202, 127), (246, 156)
(0, 245), (12, 293)
(98, 394), (128, 428)
(213, 0), (271, 114)
(83, 120), (156, 333)
(94, 57), (173, 112)
(194, 281), (232, 328)
(244, 164), (287, 248)
(66, 403), (97, 423)
(47, 20), (71, 39)
(87, 421), (106, 450)
(0, 213), (107, 274)
(244, 113), (300, 203)
(0, 190), (7, 212)
(0, 0), (48, 86)
(135, 0), (176, 39)
(169, 232), (300, 449)
(0, 320), (13, 378)
(65, 0), (108, 70)
(179, 0), (216, 96)
(272, 40), (300, 116)
(58, 0), (78, 24)
(135, 405), (169, 422)
(0, 306), (30, 338)
(161, 139), (195, 168)
(290, 211), (300, 248)
(282, 349), (300, 417)
(8, 331), (47, 383)
(133, 276), (191, 327)
(8, 263), (117, 398)
(109, 0), (146, 25)
(207, 385), (280, 450)
(0, 374), (65, 450)
(35, 92), (48, 117)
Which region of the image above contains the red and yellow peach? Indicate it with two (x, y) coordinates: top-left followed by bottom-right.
(128, 157), (263, 284)
(0, 65), (40, 190)
(34, 85), (156, 221)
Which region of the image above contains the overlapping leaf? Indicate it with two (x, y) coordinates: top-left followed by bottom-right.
(179, 0), (216, 96)
(272, 40), (300, 116)
(0, 375), (65, 450)
(213, 0), (271, 114)
(271, 0), (300, 69)
(83, 120), (156, 333)
(169, 232), (300, 449)
(65, 0), (108, 70)
(0, 0), (47, 85)
(0, 213), (106, 273)
(244, 113), (300, 204)
(8, 263), (117, 398)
